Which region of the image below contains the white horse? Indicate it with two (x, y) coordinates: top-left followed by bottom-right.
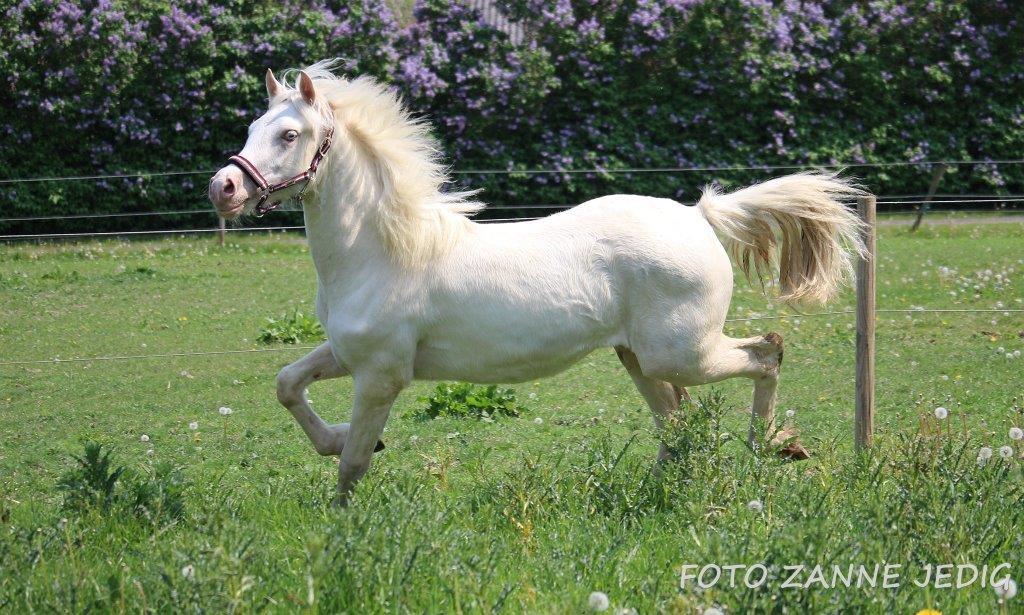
(209, 61), (866, 504)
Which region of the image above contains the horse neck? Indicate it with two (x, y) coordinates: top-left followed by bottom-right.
(302, 177), (389, 288)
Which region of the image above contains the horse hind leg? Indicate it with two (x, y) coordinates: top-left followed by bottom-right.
(649, 331), (808, 460)
(726, 332), (808, 460)
(738, 334), (781, 442)
(615, 346), (690, 463)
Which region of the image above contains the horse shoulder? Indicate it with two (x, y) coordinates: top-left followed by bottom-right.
(321, 273), (425, 370)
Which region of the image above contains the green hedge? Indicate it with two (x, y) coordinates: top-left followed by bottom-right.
(2, 0), (1023, 234)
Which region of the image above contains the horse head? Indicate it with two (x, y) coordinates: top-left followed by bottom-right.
(208, 69), (331, 219)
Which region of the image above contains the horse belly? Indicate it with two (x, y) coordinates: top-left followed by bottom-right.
(412, 305), (619, 383)
(412, 343), (597, 383)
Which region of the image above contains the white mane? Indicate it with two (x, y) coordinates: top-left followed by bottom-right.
(277, 60), (482, 266)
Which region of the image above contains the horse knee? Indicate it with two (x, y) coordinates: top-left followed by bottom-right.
(341, 457), (370, 476)
(276, 365), (303, 406)
(337, 457), (371, 492)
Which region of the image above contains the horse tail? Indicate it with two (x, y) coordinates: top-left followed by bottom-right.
(697, 172), (868, 306)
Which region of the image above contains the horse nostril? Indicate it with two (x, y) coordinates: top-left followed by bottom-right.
(222, 178), (235, 197)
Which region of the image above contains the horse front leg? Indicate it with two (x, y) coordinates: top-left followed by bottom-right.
(334, 373), (403, 507)
(276, 343), (384, 456)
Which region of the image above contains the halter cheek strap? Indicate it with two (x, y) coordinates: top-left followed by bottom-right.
(228, 127), (334, 217)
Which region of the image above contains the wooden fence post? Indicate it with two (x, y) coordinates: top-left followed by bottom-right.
(855, 195), (876, 450)
(910, 163), (946, 232)
(218, 216), (226, 247)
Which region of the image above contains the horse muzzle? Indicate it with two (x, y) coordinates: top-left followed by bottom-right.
(209, 166), (251, 219)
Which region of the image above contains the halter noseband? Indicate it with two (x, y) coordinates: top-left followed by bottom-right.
(228, 127), (334, 217)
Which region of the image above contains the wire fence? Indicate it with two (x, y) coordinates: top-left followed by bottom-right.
(2, 197), (1024, 240)
(2, 158), (1023, 185)
(3, 158), (1024, 238)
(0, 207), (557, 224)
(3, 159), (1023, 241)
(0, 346), (320, 366)
(3, 151), (1021, 452)
(4, 195), (1024, 226)
(724, 307), (1024, 323)
(4, 210), (1023, 241)
(0, 226), (304, 240)
(0, 217), (545, 240)
(2, 308), (1020, 367)
(0, 209), (216, 223)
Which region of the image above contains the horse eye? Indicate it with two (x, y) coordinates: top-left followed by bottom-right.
(283, 130), (298, 142)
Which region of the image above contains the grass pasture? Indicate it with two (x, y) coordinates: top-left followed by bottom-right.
(1, 219), (1024, 613)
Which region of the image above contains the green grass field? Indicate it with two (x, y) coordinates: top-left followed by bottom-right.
(1, 219), (1023, 613)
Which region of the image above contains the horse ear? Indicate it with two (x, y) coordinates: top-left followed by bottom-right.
(265, 68), (282, 100)
(298, 71), (316, 105)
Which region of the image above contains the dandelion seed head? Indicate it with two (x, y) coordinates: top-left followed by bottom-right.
(933, 407), (948, 420)
(188, 421), (199, 431)
(978, 446), (993, 460)
(1010, 427), (1023, 441)
(534, 417), (544, 425)
(181, 564), (195, 580)
(588, 591), (610, 612)
(140, 434), (150, 442)
(785, 409), (796, 419)
(999, 445), (1013, 459)
(218, 406), (233, 416)
(747, 499), (764, 513)
(994, 577), (1017, 600)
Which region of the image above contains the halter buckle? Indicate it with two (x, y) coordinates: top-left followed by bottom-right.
(253, 191), (280, 218)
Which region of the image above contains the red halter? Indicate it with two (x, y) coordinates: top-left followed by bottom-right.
(228, 127), (334, 217)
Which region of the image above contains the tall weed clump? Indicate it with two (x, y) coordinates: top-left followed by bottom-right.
(58, 442), (186, 524)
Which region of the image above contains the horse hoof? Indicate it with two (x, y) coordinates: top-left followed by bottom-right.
(374, 439), (385, 453)
(776, 440), (810, 461)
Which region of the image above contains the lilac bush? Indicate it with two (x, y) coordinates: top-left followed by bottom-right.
(1, 0), (1022, 231)
(475, 0), (1024, 206)
(0, 0), (400, 229)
